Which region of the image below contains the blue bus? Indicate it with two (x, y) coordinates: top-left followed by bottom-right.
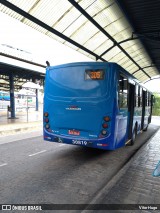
(0, 91), (10, 101)
(43, 62), (153, 150)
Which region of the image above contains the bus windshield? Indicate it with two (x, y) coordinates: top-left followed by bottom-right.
(47, 65), (109, 98)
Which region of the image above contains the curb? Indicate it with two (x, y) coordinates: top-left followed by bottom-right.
(0, 122), (42, 136)
(81, 128), (160, 213)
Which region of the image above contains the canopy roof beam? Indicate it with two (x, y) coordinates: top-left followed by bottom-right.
(0, 52), (46, 68)
(133, 32), (160, 42)
(0, 0), (106, 62)
(132, 65), (156, 75)
(68, 0), (151, 79)
(100, 35), (140, 58)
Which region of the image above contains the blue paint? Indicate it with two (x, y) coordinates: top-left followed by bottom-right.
(153, 161), (160, 177)
(0, 91), (10, 101)
(43, 62), (151, 150)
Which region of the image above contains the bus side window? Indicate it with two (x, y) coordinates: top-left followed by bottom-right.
(139, 87), (142, 107)
(145, 92), (148, 107)
(135, 84), (138, 107)
(118, 75), (128, 109)
(136, 86), (142, 107)
(148, 93), (151, 107)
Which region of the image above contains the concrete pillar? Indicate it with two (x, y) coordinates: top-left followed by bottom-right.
(35, 89), (38, 111)
(9, 74), (16, 118)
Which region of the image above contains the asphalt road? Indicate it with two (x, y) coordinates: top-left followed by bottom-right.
(0, 123), (159, 212)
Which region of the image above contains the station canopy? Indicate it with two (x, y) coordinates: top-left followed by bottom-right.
(0, 61), (45, 91)
(0, 0), (160, 83)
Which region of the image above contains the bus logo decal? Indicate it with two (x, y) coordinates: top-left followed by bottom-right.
(65, 106), (81, 110)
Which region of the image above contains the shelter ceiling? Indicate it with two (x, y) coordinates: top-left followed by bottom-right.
(0, 61), (45, 91)
(0, 0), (159, 83)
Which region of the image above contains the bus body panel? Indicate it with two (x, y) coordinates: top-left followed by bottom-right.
(0, 91), (10, 101)
(133, 107), (143, 133)
(115, 108), (129, 148)
(45, 97), (112, 138)
(44, 62), (119, 150)
(43, 62), (152, 150)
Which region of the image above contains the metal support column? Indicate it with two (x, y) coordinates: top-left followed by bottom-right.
(9, 74), (16, 118)
(35, 89), (38, 111)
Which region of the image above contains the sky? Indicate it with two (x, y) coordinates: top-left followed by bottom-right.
(0, 12), (91, 72)
(143, 79), (160, 93)
(0, 11), (160, 93)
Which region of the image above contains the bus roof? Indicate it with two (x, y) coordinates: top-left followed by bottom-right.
(47, 62), (152, 94)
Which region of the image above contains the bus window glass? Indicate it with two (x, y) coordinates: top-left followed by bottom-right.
(148, 93), (151, 106)
(118, 75), (128, 109)
(146, 92), (148, 106)
(48, 67), (108, 97)
(135, 85), (139, 107)
(139, 87), (142, 107)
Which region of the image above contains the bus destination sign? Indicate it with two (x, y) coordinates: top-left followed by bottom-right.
(85, 69), (105, 80)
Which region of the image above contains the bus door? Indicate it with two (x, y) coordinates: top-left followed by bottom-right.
(149, 94), (154, 123)
(141, 89), (146, 130)
(127, 82), (135, 140)
(117, 74), (130, 148)
(142, 91), (152, 129)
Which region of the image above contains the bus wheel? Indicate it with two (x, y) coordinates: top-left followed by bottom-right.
(143, 124), (148, 131)
(130, 127), (137, 146)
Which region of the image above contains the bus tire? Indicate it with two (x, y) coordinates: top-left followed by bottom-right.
(143, 124), (148, 131)
(130, 126), (137, 146)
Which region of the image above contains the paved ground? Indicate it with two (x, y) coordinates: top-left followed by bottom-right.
(0, 124), (159, 213)
(0, 107), (42, 136)
(0, 113), (160, 213)
(83, 127), (160, 213)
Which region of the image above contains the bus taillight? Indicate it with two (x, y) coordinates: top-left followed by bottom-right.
(102, 123), (108, 128)
(44, 112), (49, 117)
(45, 118), (49, 123)
(103, 116), (110, 122)
(101, 130), (108, 135)
(100, 116), (110, 136)
(45, 124), (50, 129)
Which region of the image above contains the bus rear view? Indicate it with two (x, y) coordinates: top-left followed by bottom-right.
(43, 62), (118, 150)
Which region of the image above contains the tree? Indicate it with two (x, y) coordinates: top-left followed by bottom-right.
(152, 93), (160, 116)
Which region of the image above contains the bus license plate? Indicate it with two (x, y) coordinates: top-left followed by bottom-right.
(68, 130), (80, 135)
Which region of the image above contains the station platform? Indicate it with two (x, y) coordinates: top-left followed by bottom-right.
(85, 123), (160, 212)
(0, 107), (43, 136)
